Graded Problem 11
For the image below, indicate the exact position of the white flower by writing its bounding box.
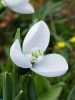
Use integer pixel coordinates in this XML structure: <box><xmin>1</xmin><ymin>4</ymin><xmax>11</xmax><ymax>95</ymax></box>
<box><xmin>1</xmin><ymin>0</ymin><xmax>34</xmax><ymax>14</ymax></box>
<box><xmin>10</xmin><ymin>21</ymin><xmax>68</xmax><ymax>77</ymax></box>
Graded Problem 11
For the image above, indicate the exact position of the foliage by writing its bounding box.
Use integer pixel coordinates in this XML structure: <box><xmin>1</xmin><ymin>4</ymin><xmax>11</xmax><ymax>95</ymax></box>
<box><xmin>0</xmin><ymin>0</ymin><xmax>75</xmax><ymax>100</ymax></box>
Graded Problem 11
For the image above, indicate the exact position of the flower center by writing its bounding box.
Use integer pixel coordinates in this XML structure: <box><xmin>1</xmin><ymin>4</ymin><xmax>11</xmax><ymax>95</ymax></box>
<box><xmin>26</xmin><ymin>48</ymin><xmax>44</xmax><ymax>64</ymax></box>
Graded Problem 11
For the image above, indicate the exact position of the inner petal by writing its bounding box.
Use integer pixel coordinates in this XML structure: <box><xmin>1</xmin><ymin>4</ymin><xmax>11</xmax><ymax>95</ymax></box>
<box><xmin>26</xmin><ymin>47</ymin><xmax>44</xmax><ymax>64</ymax></box>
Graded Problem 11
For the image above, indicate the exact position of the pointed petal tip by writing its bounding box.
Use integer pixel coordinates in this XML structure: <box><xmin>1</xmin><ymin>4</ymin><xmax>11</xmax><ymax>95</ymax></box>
<box><xmin>10</xmin><ymin>39</ymin><xmax>21</xmax><ymax>58</ymax></box>
<box><xmin>10</xmin><ymin>39</ymin><xmax>32</xmax><ymax>68</ymax></box>
<box><xmin>37</xmin><ymin>20</ymin><xmax>47</xmax><ymax>26</ymax></box>
<box><xmin>26</xmin><ymin>4</ymin><xmax>35</xmax><ymax>14</ymax></box>
<box><xmin>31</xmin><ymin>6</ymin><xmax>35</xmax><ymax>12</ymax></box>
<box><xmin>10</xmin><ymin>39</ymin><xmax>18</xmax><ymax>49</ymax></box>
<box><xmin>10</xmin><ymin>39</ymin><xmax>20</xmax><ymax>50</ymax></box>
<box><xmin>23</xmin><ymin>20</ymin><xmax>50</xmax><ymax>54</ymax></box>
<box><xmin>5</xmin><ymin>0</ymin><xmax>35</xmax><ymax>14</ymax></box>
<box><xmin>29</xmin><ymin>8</ymin><xmax>35</xmax><ymax>14</ymax></box>
<box><xmin>37</xmin><ymin>20</ymin><xmax>50</xmax><ymax>34</ymax></box>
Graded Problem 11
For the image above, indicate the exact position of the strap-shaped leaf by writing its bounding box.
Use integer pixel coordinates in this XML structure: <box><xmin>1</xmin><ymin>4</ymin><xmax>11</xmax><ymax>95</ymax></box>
<box><xmin>22</xmin><ymin>75</ymin><xmax>38</xmax><ymax>100</ymax></box>
<box><xmin>34</xmin><ymin>75</ymin><xmax>63</xmax><ymax>100</ymax></box>
<box><xmin>3</xmin><ymin>72</ymin><xmax>13</xmax><ymax>100</ymax></box>
<box><xmin>15</xmin><ymin>90</ymin><xmax>27</xmax><ymax>100</ymax></box>
<box><xmin>67</xmin><ymin>86</ymin><xmax>75</xmax><ymax>100</ymax></box>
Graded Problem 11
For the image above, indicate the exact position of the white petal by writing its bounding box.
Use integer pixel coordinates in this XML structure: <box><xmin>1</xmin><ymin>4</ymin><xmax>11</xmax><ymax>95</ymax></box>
<box><xmin>10</xmin><ymin>39</ymin><xmax>32</xmax><ymax>68</ymax></box>
<box><xmin>4</xmin><ymin>0</ymin><xmax>34</xmax><ymax>14</ymax></box>
<box><xmin>23</xmin><ymin>21</ymin><xmax>50</xmax><ymax>54</ymax></box>
<box><xmin>9</xmin><ymin>3</ymin><xmax>34</xmax><ymax>14</ymax></box>
<box><xmin>4</xmin><ymin>0</ymin><xmax>29</xmax><ymax>6</ymax></box>
<box><xmin>30</xmin><ymin>54</ymin><xmax>68</xmax><ymax>77</ymax></box>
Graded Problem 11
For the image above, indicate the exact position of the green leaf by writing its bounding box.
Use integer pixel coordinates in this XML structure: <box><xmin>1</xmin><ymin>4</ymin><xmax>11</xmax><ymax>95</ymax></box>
<box><xmin>40</xmin><ymin>85</ymin><xmax>63</xmax><ymax>100</ymax></box>
<box><xmin>22</xmin><ymin>75</ymin><xmax>38</xmax><ymax>100</ymax></box>
<box><xmin>67</xmin><ymin>86</ymin><xmax>75</xmax><ymax>100</ymax></box>
<box><xmin>0</xmin><ymin>99</ymin><xmax>3</xmax><ymax>100</ymax></box>
<box><xmin>34</xmin><ymin>75</ymin><xmax>63</xmax><ymax>100</ymax></box>
<box><xmin>15</xmin><ymin>90</ymin><xmax>26</xmax><ymax>100</ymax></box>
<box><xmin>3</xmin><ymin>72</ymin><xmax>13</xmax><ymax>100</ymax></box>
<box><xmin>0</xmin><ymin>74</ymin><xmax>3</xmax><ymax>98</ymax></box>
<box><xmin>34</xmin><ymin>75</ymin><xmax>51</xmax><ymax>96</ymax></box>
<box><xmin>15</xmin><ymin>28</ymin><xmax>20</xmax><ymax>42</ymax></box>
<box><xmin>27</xmin><ymin>75</ymin><xmax>38</xmax><ymax>100</ymax></box>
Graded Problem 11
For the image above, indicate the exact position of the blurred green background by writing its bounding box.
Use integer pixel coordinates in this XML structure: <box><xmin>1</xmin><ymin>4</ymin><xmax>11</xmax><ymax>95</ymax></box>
<box><xmin>0</xmin><ymin>0</ymin><xmax>75</xmax><ymax>100</ymax></box>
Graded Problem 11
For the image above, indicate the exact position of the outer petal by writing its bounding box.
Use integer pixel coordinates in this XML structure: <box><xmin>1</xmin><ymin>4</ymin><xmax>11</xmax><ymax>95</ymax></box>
<box><xmin>30</xmin><ymin>54</ymin><xmax>68</xmax><ymax>77</ymax></box>
<box><xmin>4</xmin><ymin>0</ymin><xmax>34</xmax><ymax>14</ymax></box>
<box><xmin>23</xmin><ymin>21</ymin><xmax>50</xmax><ymax>54</ymax></box>
<box><xmin>4</xmin><ymin>0</ymin><xmax>29</xmax><ymax>6</ymax></box>
<box><xmin>10</xmin><ymin>39</ymin><xmax>32</xmax><ymax>68</ymax></box>
<box><xmin>9</xmin><ymin>4</ymin><xmax>34</xmax><ymax>14</ymax></box>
